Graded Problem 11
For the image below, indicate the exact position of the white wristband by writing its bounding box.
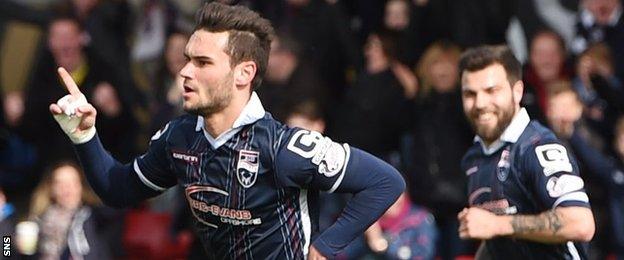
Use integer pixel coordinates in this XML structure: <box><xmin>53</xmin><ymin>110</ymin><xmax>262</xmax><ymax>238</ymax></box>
<box><xmin>53</xmin><ymin>94</ymin><xmax>97</xmax><ymax>144</ymax></box>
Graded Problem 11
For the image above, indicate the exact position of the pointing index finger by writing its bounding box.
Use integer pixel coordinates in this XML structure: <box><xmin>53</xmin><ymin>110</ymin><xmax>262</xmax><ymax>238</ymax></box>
<box><xmin>57</xmin><ymin>67</ymin><xmax>81</xmax><ymax>96</ymax></box>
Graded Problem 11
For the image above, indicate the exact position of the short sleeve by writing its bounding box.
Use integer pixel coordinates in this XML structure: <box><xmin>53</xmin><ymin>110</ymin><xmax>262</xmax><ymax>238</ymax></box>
<box><xmin>274</xmin><ymin>128</ymin><xmax>351</xmax><ymax>192</ymax></box>
<box><xmin>522</xmin><ymin>142</ymin><xmax>590</xmax><ymax>209</ymax></box>
<box><xmin>134</xmin><ymin>122</ymin><xmax>177</xmax><ymax>192</ymax></box>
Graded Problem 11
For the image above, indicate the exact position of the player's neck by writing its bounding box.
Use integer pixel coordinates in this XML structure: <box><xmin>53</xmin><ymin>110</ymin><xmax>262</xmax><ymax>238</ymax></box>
<box><xmin>203</xmin><ymin>93</ymin><xmax>250</xmax><ymax>138</ymax></box>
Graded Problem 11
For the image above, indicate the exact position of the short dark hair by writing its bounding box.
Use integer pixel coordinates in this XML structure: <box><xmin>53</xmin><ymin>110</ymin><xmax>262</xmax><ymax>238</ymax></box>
<box><xmin>459</xmin><ymin>45</ymin><xmax>522</xmax><ymax>86</ymax></box>
<box><xmin>195</xmin><ymin>2</ymin><xmax>275</xmax><ymax>89</ymax></box>
<box><xmin>370</xmin><ymin>29</ymin><xmax>399</xmax><ymax>61</ymax></box>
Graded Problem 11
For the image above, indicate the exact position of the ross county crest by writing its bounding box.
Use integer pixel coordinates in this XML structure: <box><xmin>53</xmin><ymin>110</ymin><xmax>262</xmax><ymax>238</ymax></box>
<box><xmin>497</xmin><ymin>149</ymin><xmax>511</xmax><ymax>182</ymax></box>
<box><xmin>237</xmin><ymin>150</ymin><xmax>259</xmax><ymax>188</ymax></box>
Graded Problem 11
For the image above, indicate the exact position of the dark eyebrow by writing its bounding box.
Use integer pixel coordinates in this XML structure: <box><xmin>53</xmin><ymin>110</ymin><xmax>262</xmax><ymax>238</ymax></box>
<box><xmin>461</xmin><ymin>87</ymin><xmax>476</xmax><ymax>95</ymax></box>
<box><xmin>183</xmin><ymin>53</ymin><xmax>213</xmax><ymax>61</ymax></box>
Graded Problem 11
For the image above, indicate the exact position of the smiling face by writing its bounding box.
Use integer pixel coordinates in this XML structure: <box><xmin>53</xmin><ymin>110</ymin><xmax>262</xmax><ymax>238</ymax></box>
<box><xmin>461</xmin><ymin>64</ymin><xmax>523</xmax><ymax>145</ymax></box>
<box><xmin>180</xmin><ymin>30</ymin><xmax>235</xmax><ymax>116</ymax></box>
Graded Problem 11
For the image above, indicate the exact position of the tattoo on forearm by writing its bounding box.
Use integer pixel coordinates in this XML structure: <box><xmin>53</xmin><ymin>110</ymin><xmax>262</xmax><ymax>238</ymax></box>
<box><xmin>511</xmin><ymin>210</ymin><xmax>563</xmax><ymax>235</ymax></box>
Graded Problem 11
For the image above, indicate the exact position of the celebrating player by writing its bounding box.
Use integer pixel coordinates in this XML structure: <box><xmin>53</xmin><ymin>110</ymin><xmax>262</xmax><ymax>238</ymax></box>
<box><xmin>457</xmin><ymin>45</ymin><xmax>595</xmax><ymax>259</ymax></box>
<box><xmin>49</xmin><ymin>3</ymin><xmax>404</xmax><ymax>259</ymax></box>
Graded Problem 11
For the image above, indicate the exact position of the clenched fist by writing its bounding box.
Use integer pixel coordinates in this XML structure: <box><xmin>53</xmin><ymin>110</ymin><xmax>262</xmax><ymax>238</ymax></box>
<box><xmin>458</xmin><ymin>207</ymin><xmax>513</xmax><ymax>240</ymax></box>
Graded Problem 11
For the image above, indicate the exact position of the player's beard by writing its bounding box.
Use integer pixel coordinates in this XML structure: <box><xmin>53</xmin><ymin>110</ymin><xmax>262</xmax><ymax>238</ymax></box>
<box><xmin>184</xmin><ymin>71</ymin><xmax>234</xmax><ymax>116</ymax></box>
<box><xmin>468</xmin><ymin>95</ymin><xmax>516</xmax><ymax>144</ymax></box>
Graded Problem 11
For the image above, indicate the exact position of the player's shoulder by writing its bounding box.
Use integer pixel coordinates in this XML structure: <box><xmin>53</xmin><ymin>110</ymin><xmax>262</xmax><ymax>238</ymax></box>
<box><xmin>243</xmin><ymin>112</ymin><xmax>292</xmax><ymax>142</ymax></box>
<box><xmin>149</xmin><ymin>114</ymin><xmax>201</xmax><ymax>142</ymax></box>
<box><xmin>250</xmin><ymin>112</ymin><xmax>285</xmax><ymax>131</ymax></box>
<box><xmin>516</xmin><ymin>121</ymin><xmax>576</xmax><ymax>173</ymax></box>
<box><xmin>252</xmin><ymin>112</ymin><xmax>312</xmax><ymax>143</ymax></box>
<box><xmin>460</xmin><ymin>141</ymin><xmax>482</xmax><ymax>168</ymax></box>
<box><xmin>515</xmin><ymin>120</ymin><xmax>561</xmax><ymax>153</ymax></box>
<box><xmin>273</xmin><ymin>124</ymin><xmax>350</xmax><ymax>180</ymax></box>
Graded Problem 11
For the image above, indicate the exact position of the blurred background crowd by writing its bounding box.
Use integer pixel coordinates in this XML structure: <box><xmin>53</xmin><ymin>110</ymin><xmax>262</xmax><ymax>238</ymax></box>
<box><xmin>0</xmin><ymin>0</ymin><xmax>623</xmax><ymax>259</ymax></box>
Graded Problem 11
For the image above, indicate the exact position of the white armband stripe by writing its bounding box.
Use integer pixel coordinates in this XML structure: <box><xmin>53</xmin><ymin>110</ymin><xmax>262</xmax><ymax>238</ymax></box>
<box><xmin>552</xmin><ymin>191</ymin><xmax>589</xmax><ymax>208</ymax></box>
<box><xmin>133</xmin><ymin>160</ymin><xmax>167</xmax><ymax>191</ymax></box>
<box><xmin>328</xmin><ymin>144</ymin><xmax>350</xmax><ymax>193</ymax></box>
<box><xmin>567</xmin><ymin>241</ymin><xmax>581</xmax><ymax>260</ymax></box>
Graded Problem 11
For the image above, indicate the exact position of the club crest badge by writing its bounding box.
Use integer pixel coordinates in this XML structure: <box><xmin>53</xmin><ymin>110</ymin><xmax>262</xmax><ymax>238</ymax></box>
<box><xmin>237</xmin><ymin>150</ymin><xmax>259</xmax><ymax>188</ymax></box>
<box><xmin>497</xmin><ymin>149</ymin><xmax>510</xmax><ymax>182</ymax></box>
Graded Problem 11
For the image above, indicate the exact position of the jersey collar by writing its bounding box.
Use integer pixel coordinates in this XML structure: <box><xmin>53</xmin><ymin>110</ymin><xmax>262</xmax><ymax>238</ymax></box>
<box><xmin>474</xmin><ymin>107</ymin><xmax>530</xmax><ymax>155</ymax></box>
<box><xmin>195</xmin><ymin>91</ymin><xmax>266</xmax><ymax>149</ymax></box>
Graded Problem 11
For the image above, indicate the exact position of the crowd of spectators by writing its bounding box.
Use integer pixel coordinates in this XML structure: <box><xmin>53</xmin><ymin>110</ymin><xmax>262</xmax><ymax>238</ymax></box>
<box><xmin>0</xmin><ymin>0</ymin><xmax>623</xmax><ymax>259</ymax></box>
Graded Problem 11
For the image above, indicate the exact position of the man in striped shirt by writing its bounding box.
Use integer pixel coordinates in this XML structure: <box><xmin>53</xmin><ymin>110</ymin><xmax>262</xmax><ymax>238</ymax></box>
<box><xmin>458</xmin><ymin>45</ymin><xmax>595</xmax><ymax>259</ymax></box>
<box><xmin>49</xmin><ymin>2</ymin><xmax>404</xmax><ymax>259</ymax></box>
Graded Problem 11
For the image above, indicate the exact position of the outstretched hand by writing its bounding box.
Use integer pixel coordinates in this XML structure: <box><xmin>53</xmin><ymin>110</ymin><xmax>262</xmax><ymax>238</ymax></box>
<box><xmin>49</xmin><ymin>67</ymin><xmax>98</xmax><ymax>144</ymax></box>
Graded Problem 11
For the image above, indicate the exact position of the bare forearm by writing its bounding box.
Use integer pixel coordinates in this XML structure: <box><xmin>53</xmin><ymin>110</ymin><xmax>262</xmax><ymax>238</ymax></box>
<box><xmin>507</xmin><ymin>210</ymin><xmax>566</xmax><ymax>243</ymax></box>
<box><xmin>499</xmin><ymin>207</ymin><xmax>594</xmax><ymax>243</ymax></box>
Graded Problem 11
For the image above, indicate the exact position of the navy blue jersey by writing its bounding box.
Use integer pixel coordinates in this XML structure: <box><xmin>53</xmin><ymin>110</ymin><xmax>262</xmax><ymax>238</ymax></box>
<box><xmin>461</xmin><ymin>109</ymin><xmax>590</xmax><ymax>260</ymax></box>
<box><xmin>116</xmin><ymin>93</ymin><xmax>404</xmax><ymax>259</ymax></box>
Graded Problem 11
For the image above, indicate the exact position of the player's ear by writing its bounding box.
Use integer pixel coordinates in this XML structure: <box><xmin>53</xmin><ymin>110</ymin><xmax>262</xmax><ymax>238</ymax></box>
<box><xmin>512</xmin><ymin>80</ymin><xmax>524</xmax><ymax>103</ymax></box>
<box><xmin>234</xmin><ymin>61</ymin><xmax>257</xmax><ymax>87</ymax></box>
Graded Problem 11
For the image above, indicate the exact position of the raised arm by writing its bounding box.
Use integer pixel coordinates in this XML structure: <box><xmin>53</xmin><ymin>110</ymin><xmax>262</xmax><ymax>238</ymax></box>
<box><xmin>49</xmin><ymin>67</ymin><xmax>164</xmax><ymax>207</ymax></box>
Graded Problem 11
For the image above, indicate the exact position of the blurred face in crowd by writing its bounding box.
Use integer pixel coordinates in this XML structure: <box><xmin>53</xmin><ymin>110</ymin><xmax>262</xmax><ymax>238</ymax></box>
<box><xmin>2</xmin><ymin>91</ymin><xmax>25</xmax><ymax>127</ymax></box>
<box><xmin>530</xmin><ymin>33</ymin><xmax>565</xmax><ymax>83</ymax></box>
<box><xmin>384</xmin><ymin>0</ymin><xmax>410</xmax><ymax>31</ymax></box>
<box><xmin>286</xmin><ymin>114</ymin><xmax>325</xmax><ymax>133</ymax></box>
<box><xmin>72</xmin><ymin>0</ymin><xmax>98</xmax><ymax>13</ymax></box>
<box><xmin>429</xmin><ymin>56</ymin><xmax>459</xmax><ymax>93</ymax></box>
<box><xmin>166</xmin><ymin>33</ymin><xmax>189</xmax><ymax>77</ymax></box>
<box><xmin>51</xmin><ymin>165</ymin><xmax>83</xmax><ymax>210</ymax></box>
<box><xmin>48</xmin><ymin>19</ymin><xmax>84</xmax><ymax>71</ymax></box>
<box><xmin>92</xmin><ymin>82</ymin><xmax>121</xmax><ymax>117</ymax></box>
<box><xmin>462</xmin><ymin>64</ymin><xmax>523</xmax><ymax>145</ymax></box>
<box><xmin>180</xmin><ymin>30</ymin><xmax>234</xmax><ymax>116</ymax></box>
<box><xmin>266</xmin><ymin>39</ymin><xmax>297</xmax><ymax>83</ymax></box>
<box><xmin>364</xmin><ymin>34</ymin><xmax>389</xmax><ymax>73</ymax></box>
<box><xmin>584</xmin><ymin>0</ymin><xmax>622</xmax><ymax>25</ymax></box>
<box><xmin>546</xmin><ymin>90</ymin><xmax>583</xmax><ymax>132</ymax></box>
